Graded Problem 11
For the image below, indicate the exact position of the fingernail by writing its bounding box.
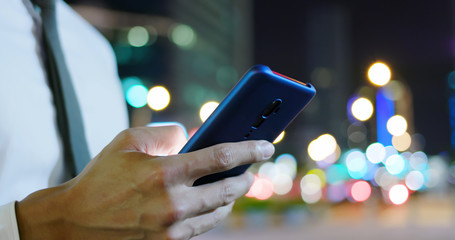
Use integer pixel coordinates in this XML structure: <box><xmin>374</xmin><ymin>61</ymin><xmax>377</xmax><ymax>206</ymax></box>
<box><xmin>260</xmin><ymin>141</ymin><xmax>275</xmax><ymax>160</ymax></box>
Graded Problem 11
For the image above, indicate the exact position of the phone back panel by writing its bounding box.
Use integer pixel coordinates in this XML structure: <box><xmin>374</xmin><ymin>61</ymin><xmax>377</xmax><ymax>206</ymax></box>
<box><xmin>179</xmin><ymin>65</ymin><xmax>316</xmax><ymax>185</ymax></box>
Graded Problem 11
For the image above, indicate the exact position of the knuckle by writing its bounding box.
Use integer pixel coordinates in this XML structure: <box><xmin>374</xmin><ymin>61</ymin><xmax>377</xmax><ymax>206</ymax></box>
<box><xmin>161</xmin><ymin>158</ymin><xmax>188</xmax><ymax>184</ymax></box>
<box><xmin>116</xmin><ymin>128</ymin><xmax>142</xmax><ymax>146</ymax></box>
<box><xmin>249</xmin><ymin>141</ymin><xmax>262</xmax><ymax>161</ymax></box>
<box><xmin>213</xmin><ymin>146</ymin><xmax>235</xmax><ymax>169</ymax></box>
<box><xmin>118</xmin><ymin>128</ymin><xmax>138</xmax><ymax>140</ymax></box>
<box><xmin>219</xmin><ymin>181</ymin><xmax>236</xmax><ymax>204</ymax></box>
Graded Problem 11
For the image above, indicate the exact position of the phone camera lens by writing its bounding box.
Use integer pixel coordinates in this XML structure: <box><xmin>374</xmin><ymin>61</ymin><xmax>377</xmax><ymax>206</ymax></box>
<box><xmin>262</xmin><ymin>99</ymin><xmax>282</xmax><ymax>117</ymax></box>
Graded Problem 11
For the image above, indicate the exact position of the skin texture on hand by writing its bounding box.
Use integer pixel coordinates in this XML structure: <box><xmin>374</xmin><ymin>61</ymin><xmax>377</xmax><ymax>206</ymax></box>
<box><xmin>15</xmin><ymin>126</ymin><xmax>275</xmax><ymax>240</ymax></box>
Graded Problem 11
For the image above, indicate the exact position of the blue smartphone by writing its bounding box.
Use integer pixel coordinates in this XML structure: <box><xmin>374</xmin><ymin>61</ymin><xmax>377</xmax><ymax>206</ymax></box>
<box><xmin>179</xmin><ymin>65</ymin><xmax>316</xmax><ymax>186</ymax></box>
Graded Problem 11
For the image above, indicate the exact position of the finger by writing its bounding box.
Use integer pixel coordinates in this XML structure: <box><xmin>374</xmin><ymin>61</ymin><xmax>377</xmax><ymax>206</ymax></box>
<box><xmin>116</xmin><ymin>125</ymin><xmax>188</xmax><ymax>155</ymax></box>
<box><xmin>174</xmin><ymin>172</ymin><xmax>253</xmax><ymax>221</ymax></box>
<box><xmin>167</xmin><ymin>202</ymin><xmax>234</xmax><ymax>240</ymax></box>
<box><xmin>167</xmin><ymin>140</ymin><xmax>274</xmax><ymax>181</ymax></box>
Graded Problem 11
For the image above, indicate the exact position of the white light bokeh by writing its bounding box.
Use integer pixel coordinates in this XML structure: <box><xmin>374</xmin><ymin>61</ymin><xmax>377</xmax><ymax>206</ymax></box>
<box><xmin>388</xmin><ymin>184</ymin><xmax>409</xmax><ymax>205</ymax></box>
<box><xmin>351</xmin><ymin>98</ymin><xmax>374</xmax><ymax>121</ymax></box>
<box><xmin>300</xmin><ymin>174</ymin><xmax>322</xmax><ymax>204</ymax></box>
<box><xmin>383</xmin><ymin>145</ymin><xmax>399</xmax><ymax>164</ymax></box>
<box><xmin>368</xmin><ymin>62</ymin><xmax>391</xmax><ymax>86</ymax></box>
<box><xmin>385</xmin><ymin>154</ymin><xmax>406</xmax><ymax>175</ymax></box>
<box><xmin>258</xmin><ymin>162</ymin><xmax>276</xmax><ymax>179</ymax></box>
<box><xmin>374</xmin><ymin>167</ymin><xmax>400</xmax><ymax>190</ymax></box>
<box><xmin>275</xmin><ymin>154</ymin><xmax>298</xmax><ymax>179</ymax></box>
<box><xmin>345</xmin><ymin>150</ymin><xmax>367</xmax><ymax>173</ymax></box>
<box><xmin>366</xmin><ymin>142</ymin><xmax>386</xmax><ymax>164</ymax></box>
<box><xmin>409</xmin><ymin>151</ymin><xmax>428</xmax><ymax>171</ymax></box>
<box><xmin>271</xmin><ymin>174</ymin><xmax>293</xmax><ymax>195</ymax></box>
<box><xmin>405</xmin><ymin>171</ymin><xmax>425</xmax><ymax>191</ymax></box>
<box><xmin>387</xmin><ymin>115</ymin><xmax>408</xmax><ymax>136</ymax></box>
<box><xmin>147</xmin><ymin>86</ymin><xmax>171</xmax><ymax>111</ymax></box>
<box><xmin>308</xmin><ymin>134</ymin><xmax>338</xmax><ymax>161</ymax></box>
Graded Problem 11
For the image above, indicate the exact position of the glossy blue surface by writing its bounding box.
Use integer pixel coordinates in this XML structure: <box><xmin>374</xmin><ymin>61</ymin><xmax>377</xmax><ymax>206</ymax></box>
<box><xmin>180</xmin><ymin>65</ymin><xmax>316</xmax><ymax>185</ymax></box>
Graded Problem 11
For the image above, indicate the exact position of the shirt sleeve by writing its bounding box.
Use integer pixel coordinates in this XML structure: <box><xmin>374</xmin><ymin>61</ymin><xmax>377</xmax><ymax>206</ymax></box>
<box><xmin>0</xmin><ymin>202</ymin><xmax>20</xmax><ymax>240</ymax></box>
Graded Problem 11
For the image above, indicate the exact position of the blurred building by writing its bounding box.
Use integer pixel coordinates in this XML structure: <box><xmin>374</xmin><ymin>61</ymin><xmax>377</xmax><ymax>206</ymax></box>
<box><xmin>168</xmin><ymin>0</ymin><xmax>254</xmax><ymax>129</ymax></box>
<box><xmin>68</xmin><ymin>0</ymin><xmax>253</xmax><ymax>128</ymax></box>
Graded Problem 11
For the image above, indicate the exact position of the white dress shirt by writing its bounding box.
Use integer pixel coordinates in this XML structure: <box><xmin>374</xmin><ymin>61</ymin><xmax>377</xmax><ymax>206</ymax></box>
<box><xmin>0</xmin><ymin>0</ymin><xmax>129</xmax><ymax>238</ymax></box>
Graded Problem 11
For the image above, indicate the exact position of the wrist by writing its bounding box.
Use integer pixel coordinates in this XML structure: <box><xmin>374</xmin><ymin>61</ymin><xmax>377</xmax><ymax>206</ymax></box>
<box><xmin>15</xmin><ymin>184</ymin><xmax>71</xmax><ymax>240</ymax></box>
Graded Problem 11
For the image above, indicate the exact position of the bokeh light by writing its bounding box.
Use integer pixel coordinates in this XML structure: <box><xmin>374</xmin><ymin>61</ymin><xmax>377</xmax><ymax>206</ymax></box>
<box><xmin>326</xmin><ymin>183</ymin><xmax>347</xmax><ymax>202</ymax></box>
<box><xmin>256</xmin><ymin>153</ymin><xmax>297</xmax><ymax>196</ymax></box>
<box><xmin>273</xmin><ymin>131</ymin><xmax>285</xmax><ymax>144</ymax></box>
<box><xmin>362</xmin><ymin>162</ymin><xmax>379</xmax><ymax>181</ymax></box>
<box><xmin>366</xmin><ymin>142</ymin><xmax>386</xmax><ymax>164</ymax></box>
<box><xmin>147</xmin><ymin>86</ymin><xmax>171</xmax><ymax>111</ymax></box>
<box><xmin>275</xmin><ymin>154</ymin><xmax>297</xmax><ymax>179</ymax></box>
<box><xmin>388</xmin><ymin>184</ymin><xmax>409</xmax><ymax>205</ymax></box>
<box><xmin>121</xmin><ymin>76</ymin><xmax>142</xmax><ymax>95</ymax></box>
<box><xmin>368</xmin><ymin>62</ymin><xmax>391</xmax><ymax>86</ymax></box>
<box><xmin>300</xmin><ymin>174</ymin><xmax>323</xmax><ymax>204</ymax></box>
<box><xmin>316</xmin><ymin>144</ymin><xmax>341</xmax><ymax>167</ymax></box>
<box><xmin>392</xmin><ymin>132</ymin><xmax>412</xmax><ymax>151</ymax></box>
<box><xmin>127</xmin><ymin>26</ymin><xmax>149</xmax><ymax>47</ymax></box>
<box><xmin>326</xmin><ymin>164</ymin><xmax>349</xmax><ymax>184</ymax></box>
<box><xmin>258</xmin><ymin>162</ymin><xmax>276</xmax><ymax>179</ymax></box>
<box><xmin>383</xmin><ymin>80</ymin><xmax>405</xmax><ymax>101</ymax></box>
<box><xmin>385</xmin><ymin>154</ymin><xmax>406</xmax><ymax>175</ymax></box>
<box><xmin>199</xmin><ymin>101</ymin><xmax>219</xmax><ymax>122</ymax></box>
<box><xmin>409</xmin><ymin>151</ymin><xmax>429</xmax><ymax>171</ymax></box>
<box><xmin>350</xmin><ymin>181</ymin><xmax>372</xmax><ymax>202</ymax></box>
<box><xmin>271</xmin><ymin>174</ymin><xmax>293</xmax><ymax>195</ymax></box>
<box><xmin>405</xmin><ymin>170</ymin><xmax>425</xmax><ymax>191</ymax></box>
<box><xmin>351</xmin><ymin>98</ymin><xmax>374</xmax><ymax>121</ymax></box>
<box><xmin>308</xmin><ymin>169</ymin><xmax>326</xmax><ymax>188</ymax></box>
<box><xmin>387</xmin><ymin>115</ymin><xmax>408</xmax><ymax>136</ymax></box>
<box><xmin>246</xmin><ymin>175</ymin><xmax>274</xmax><ymax>200</ymax></box>
<box><xmin>170</xmin><ymin>24</ymin><xmax>197</xmax><ymax>49</ymax></box>
<box><xmin>374</xmin><ymin>167</ymin><xmax>400</xmax><ymax>190</ymax></box>
<box><xmin>308</xmin><ymin>134</ymin><xmax>338</xmax><ymax>161</ymax></box>
<box><xmin>424</xmin><ymin>156</ymin><xmax>448</xmax><ymax>189</ymax></box>
<box><xmin>383</xmin><ymin>145</ymin><xmax>399</xmax><ymax>163</ymax></box>
<box><xmin>126</xmin><ymin>84</ymin><xmax>148</xmax><ymax>108</ymax></box>
<box><xmin>345</xmin><ymin>150</ymin><xmax>368</xmax><ymax>179</ymax></box>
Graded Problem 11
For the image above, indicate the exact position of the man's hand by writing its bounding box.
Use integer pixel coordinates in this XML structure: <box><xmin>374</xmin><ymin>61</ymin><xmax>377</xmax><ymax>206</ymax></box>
<box><xmin>16</xmin><ymin>126</ymin><xmax>275</xmax><ymax>240</ymax></box>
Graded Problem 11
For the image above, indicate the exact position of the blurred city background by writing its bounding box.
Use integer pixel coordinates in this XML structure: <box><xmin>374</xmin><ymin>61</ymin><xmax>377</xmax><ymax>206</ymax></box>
<box><xmin>66</xmin><ymin>0</ymin><xmax>455</xmax><ymax>239</ymax></box>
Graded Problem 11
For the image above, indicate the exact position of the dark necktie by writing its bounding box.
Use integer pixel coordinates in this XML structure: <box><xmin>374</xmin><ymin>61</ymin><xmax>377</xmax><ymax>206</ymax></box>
<box><xmin>34</xmin><ymin>0</ymin><xmax>91</xmax><ymax>176</ymax></box>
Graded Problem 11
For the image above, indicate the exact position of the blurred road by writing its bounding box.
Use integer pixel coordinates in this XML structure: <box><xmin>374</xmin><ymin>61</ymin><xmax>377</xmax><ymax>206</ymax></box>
<box><xmin>195</xmin><ymin>193</ymin><xmax>455</xmax><ymax>240</ymax></box>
